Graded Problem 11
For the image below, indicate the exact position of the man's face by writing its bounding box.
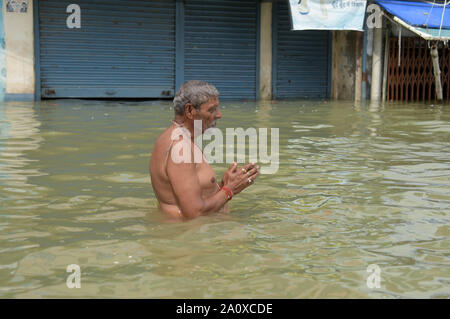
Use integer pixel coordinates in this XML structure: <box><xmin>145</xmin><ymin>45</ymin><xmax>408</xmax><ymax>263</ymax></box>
<box><xmin>194</xmin><ymin>97</ymin><xmax>222</xmax><ymax>133</ymax></box>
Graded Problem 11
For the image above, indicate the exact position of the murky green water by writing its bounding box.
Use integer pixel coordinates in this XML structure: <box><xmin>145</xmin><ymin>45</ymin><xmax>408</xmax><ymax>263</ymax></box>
<box><xmin>0</xmin><ymin>99</ymin><xmax>449</xmax><ymax>298</ymax></box>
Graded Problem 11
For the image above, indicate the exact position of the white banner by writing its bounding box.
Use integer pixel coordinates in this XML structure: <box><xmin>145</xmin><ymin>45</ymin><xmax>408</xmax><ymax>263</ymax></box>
<box><xmin>289</xmin><ymin>0</ymin><xmax>367</xmax><ymax>31</ymax></box>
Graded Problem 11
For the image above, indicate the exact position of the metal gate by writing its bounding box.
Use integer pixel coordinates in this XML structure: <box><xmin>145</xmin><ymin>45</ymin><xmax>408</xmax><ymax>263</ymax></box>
<box><xmin>38</xmin><ymin>0</ymin><xmax>176</xmax><ymax>98</ymax></box>
<box><xmin>387</xmin><ymin>37</ymin><xmax>449</xmax><ymax>102</ymax></box>
<box><xmin>273</xmin><ymin>0</ymin><xmax>330</xmax><ymax>99</ymax></box>
<box><xmin>183</xmin><ymin>0</ymin><xmax>259</xmax><ymax>100</ymax></box>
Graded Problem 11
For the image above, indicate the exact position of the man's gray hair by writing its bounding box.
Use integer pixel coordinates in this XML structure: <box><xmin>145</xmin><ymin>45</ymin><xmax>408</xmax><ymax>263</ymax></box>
<box><xmin>173</xmin><ymin>80</ymin><xmax>219</xmax><ymax>116</ymax></box>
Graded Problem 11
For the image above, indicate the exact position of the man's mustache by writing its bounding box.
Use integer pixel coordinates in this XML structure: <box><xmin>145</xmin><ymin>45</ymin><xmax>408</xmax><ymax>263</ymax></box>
<box><xmin>193</xmin><ymin>120</ymin><xmax>218</xmax><ymax>132</ymax></box>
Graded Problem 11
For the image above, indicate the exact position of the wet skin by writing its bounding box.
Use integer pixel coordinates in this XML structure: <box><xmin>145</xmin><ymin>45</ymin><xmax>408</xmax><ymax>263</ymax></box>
<box><xmin>149</xmin><ymin>98</ymin><xmax>260</xmax><ymax>220</ymax></box>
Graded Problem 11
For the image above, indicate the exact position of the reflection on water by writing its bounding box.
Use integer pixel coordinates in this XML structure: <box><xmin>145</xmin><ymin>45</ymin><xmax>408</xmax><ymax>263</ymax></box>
<box><xmin>0</xmin><ymin>99</ymin><xmax>449</xmax><ymax>298</ymax></box>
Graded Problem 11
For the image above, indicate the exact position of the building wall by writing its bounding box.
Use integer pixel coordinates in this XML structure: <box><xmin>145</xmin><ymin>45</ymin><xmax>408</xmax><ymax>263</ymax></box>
<box><xmin>0</xmin><ymin>1</ymin><xmax>6</xmax><ymax>101</ymax></box>
<box><xmin>259</xmin><ymin>0</ymin><xmax>272</xmax><ymax>100</ymax></box>
<box><xmin>331</xmin><ymin>30</ymin><xmax>357</xmax><ymax>100</ymax></box>
<box><xmin>4</xmin><ymin>0</ymin><xmax>35</xmax><ymax>101</ymax></box>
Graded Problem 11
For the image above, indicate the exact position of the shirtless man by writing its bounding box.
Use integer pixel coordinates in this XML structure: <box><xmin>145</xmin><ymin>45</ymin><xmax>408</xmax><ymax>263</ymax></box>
<box><xmin>149</xmin><ymin>80</ymin><xmax>260</xmax><ymax>219</ymax></box>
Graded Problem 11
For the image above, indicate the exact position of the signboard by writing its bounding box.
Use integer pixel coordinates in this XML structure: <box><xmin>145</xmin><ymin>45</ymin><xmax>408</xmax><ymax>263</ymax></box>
<box><xmin>288</xmin><ymin>0</ymin><xmax>367</xmax><ymax>31</ymax></box>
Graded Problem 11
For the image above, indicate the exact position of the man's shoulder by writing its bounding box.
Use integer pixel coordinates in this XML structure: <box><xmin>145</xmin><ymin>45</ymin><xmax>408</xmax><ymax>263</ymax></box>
<box><xmin>154</xmin><ymin>127</ymin><xmax>173</xmax><ymax>148</ymax></box>
<box><xmin>154</xmin><ymin>127</ymin><xmax>190</xmax><ymax>157</ymax></box>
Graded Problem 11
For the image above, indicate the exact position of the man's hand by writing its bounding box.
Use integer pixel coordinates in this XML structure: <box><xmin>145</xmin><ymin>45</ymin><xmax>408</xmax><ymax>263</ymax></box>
<box><xmin>221</xmin><ymin>162</ymin><xmax>260</xmax><ymax>196</ymax></box>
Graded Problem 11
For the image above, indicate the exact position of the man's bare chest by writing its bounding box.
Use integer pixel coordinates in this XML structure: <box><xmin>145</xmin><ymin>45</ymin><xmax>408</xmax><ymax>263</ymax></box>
<box><xmin>195</xmin><ymin>160</ymin><xmax>219</xmax><ymax>197</ymax></box>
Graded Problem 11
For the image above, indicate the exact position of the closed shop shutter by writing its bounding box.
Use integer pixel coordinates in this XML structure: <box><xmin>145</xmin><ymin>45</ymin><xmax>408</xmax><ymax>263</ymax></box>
<box><xmin>38</xmin><ymin>0</ymin><xmax>176</xmax><ymax>98</ymax></box>
<box><xmin>184</xmin><ymin>0</ymin><xmax>258</xmax><ymax>100</ymax></box>
<box><xmin>274</xmin><ymin>0</ymin><xmax>330</xmax><ymax>99</ymax></box>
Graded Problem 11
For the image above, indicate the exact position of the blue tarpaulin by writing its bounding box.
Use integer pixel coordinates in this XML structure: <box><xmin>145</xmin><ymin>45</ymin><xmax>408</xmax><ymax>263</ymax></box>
<box><xmin>375</xmin><ymin>0</ymin><xmax>450</xmax><ymax>29</ymax></box>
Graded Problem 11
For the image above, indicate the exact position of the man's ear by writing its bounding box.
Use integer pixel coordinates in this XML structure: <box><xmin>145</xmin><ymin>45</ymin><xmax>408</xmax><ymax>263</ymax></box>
<box><xmin>185</xmin><ymin>103</ymin><xmax>195</xmax><ymax>120</ymax></box>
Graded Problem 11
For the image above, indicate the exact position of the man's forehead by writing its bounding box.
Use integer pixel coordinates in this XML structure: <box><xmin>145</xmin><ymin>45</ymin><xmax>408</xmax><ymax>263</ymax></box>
<box><xmin>201</xmin><ymin>98</ymin><xmax>219</xmax><ymax>108</ymax></box>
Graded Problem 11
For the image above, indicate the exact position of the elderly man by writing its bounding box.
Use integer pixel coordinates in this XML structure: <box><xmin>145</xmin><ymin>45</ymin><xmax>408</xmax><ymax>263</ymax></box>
<box><xmin>149</xmin><ymin>80</ymin><xmax>260</xmax><ymax>219</ymax></box>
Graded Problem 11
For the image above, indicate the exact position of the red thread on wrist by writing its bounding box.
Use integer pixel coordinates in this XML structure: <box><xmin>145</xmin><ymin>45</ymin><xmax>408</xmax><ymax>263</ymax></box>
<box><xmin>221</xmin><ymin>186</ymin><xmax>233</xmax><ymax>200</ymax></box>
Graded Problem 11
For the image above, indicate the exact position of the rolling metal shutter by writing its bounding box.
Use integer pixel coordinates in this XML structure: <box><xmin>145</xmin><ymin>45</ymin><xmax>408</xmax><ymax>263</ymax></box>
<box><xmin>274</xmin><ymin>1</ymin><xmax>330</xmax><ymax>99</ymax></box>
<box><xmin>38</xmin><ymin>0</ymin><xmax>176</xmax><ymax>98</ymax></box>
<box><xmin>184</xmin><ymin>0</ymin><xmax>258</xmax><ymax>100</ymax></box>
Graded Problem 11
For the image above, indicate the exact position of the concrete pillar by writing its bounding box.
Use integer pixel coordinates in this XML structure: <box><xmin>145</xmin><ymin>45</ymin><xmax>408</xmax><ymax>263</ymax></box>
<box><xmin>259</xmin><ymin>0</ymin><xmax>272</xmax><ymax>100</ymax></box>
<box><xmin>4</xmin><ymin>0</ymin><xmax>35</xmax><ymax>101</ymax></box>
<box><xmin>382</xmin><ymin>23</ymin><xmax>390</xmax><ymax>102</ymax></box>
<box><xmin>370</xmin><ymin>25</ymin><xmax>382</xmax><ymax>102</ymax></box>
<box><xmin>431</xmin><ymin>44</ymin><xmax>443</xmax><ymax>101</ymax></box>
<box><xmin>354</xmin><ymin>32</ymin><xmax>363</xmax><ymax>103</ymax></box>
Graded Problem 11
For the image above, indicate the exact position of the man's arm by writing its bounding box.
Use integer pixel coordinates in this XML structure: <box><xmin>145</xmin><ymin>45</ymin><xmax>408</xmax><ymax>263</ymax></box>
<box><xmin>166</xmin><ymin>139</ymin><xmax>259</xmax><ymax>219</ymax></box>
<box><xmin>166</xmin><ymin>139</ymin><xmax>229</xmax><ymax>219</ymax></box>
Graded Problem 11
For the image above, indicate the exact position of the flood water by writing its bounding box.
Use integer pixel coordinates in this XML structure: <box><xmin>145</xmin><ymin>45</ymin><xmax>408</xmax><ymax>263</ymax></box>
<box><xmin>0</xmin><ymin>99</ymin><xmax>449</xmax><ymax>298</ymax></box>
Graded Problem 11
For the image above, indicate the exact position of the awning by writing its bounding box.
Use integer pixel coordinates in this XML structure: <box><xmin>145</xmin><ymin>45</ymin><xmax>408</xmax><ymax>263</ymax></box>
<box><xmin>375</xmin><ymin>0</ymin><xmax>450</xmax><ymax>41</ymax></box>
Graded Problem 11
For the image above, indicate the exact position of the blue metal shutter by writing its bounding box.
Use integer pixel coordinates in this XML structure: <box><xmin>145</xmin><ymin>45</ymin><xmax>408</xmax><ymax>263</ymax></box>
<box><xmin>274</xmin><ymin>1</ymin><xmax>330</xmax><ymax>99</ymax></box>
<box><xmin>184</xmin><ymin>0</ymin><xmax>258</xmax><ymax>100</ymax></box>
<box><xmin>38</xmin><ymin>0</ymin><xmax>176</xmax><ymax>98</ymax></box>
